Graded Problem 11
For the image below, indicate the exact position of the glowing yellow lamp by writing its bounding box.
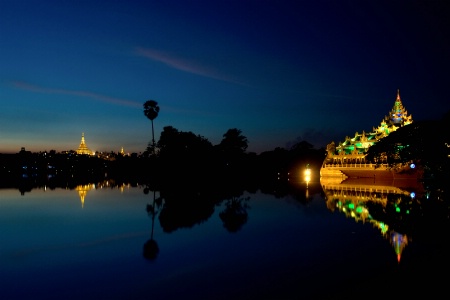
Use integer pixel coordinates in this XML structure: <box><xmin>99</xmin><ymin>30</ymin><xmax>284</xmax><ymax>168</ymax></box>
<box><xmin>304</xmin><ymin>167</ymin><xmax>311</xmax><ymax>187</ymax></box>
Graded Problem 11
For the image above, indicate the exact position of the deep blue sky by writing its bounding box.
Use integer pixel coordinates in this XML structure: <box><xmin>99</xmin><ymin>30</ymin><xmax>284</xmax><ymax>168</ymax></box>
<box><xmin>1</xmin><ymin>0</ymin><xmax>449</xmax><ymax>154</ymax></box>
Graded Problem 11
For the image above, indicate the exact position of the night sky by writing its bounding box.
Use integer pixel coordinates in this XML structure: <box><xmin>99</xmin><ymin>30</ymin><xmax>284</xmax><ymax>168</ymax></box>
<box><xmin>1</xmin><ymin>0</ymin><xmax>449</xmax><ymax>154</ymax></box>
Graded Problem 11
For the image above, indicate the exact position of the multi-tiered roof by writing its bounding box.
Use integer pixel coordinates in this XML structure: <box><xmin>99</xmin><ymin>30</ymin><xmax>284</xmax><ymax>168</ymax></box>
<box><xmin>373</xmin><ymin>89</ymin><xmax>413</xmax><ymax>137</ymax></box>
<box><xmin>325</xmin><ymin>90</ymin><xmax>413</xmax><ymax>163</ymax></box>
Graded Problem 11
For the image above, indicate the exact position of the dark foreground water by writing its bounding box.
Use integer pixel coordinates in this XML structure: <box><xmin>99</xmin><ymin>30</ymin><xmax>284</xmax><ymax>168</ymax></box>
<box><xmin>1</xmin><ymin>177</ymin><xmax>449</xmax><ymax>299</ymax></box>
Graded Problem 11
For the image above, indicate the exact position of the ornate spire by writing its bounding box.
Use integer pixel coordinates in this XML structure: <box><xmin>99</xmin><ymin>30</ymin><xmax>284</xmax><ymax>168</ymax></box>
<box><xmin>76</xmin><ymin>132</ymin><xmax>92</xmax><ymax>155</ymax></box>
<box><xmin>384</xmin><ymin>89</ymin><xmax>413</xmax><ymax>126</ymax></box>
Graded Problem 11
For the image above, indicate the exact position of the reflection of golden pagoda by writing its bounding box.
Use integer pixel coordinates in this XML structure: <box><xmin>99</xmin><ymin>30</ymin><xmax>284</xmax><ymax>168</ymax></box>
<box><xmin>75</xmin><ymin>184</ymin><xmax>95</xmax><ymax>208</ymax></box>
<box><xmin>76</xmin><ymin>133</ymin><xmax>92</xmax><ymax>155</ymax></box>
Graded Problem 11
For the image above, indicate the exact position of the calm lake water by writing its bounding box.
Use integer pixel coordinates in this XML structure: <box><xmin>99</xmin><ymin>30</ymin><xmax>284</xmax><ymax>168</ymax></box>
<box><xmin>1</xmin><ymin>175</ymin><xmax>449</xmax><ymax>299</ymax></box>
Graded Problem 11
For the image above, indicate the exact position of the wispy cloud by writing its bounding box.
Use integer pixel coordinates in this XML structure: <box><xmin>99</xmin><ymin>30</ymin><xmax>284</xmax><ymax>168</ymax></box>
<box><xmin>10</xmin><ymin>81</ymin><xmax>141</xmax><ymax>108</ymax></box>
<box><xmin>135</xmin><ymin>47</ymin><xmax>246</xmax><ymax>85</ymax></box>
<box><xmin>9</xmin><ymin>80</ymin><xmax>222</xmax><ymax>118</ymax></box>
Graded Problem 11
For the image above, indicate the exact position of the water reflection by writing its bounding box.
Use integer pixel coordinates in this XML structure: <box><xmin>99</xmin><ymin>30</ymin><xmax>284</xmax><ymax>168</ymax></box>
<box><xmin>75</xmin><ymin>184</ymin><xmax>95</xmax><ymax>208</ymax></box>
<box><xmin>143</xmin><ymin>187</ymin><xmax>162</xmax><ymax>260</ymax></box>
<box><xmin>320</xmin><ymin>175</ymin><xmax>447</xmax><ymax>263</ymax></box>
<box><xmin>219</xmin><ymin>195</ymin><xmax>250</xmax><ymax>232</ymax></box>
<box><xmin>1</xmin><ymin>173</ymin><xmax>449</xmax><ymax>298</ymax></box>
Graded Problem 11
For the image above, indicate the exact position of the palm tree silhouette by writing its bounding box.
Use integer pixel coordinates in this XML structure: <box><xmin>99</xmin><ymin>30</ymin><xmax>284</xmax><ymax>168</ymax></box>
<box><xmin>143</xmin><ymin>100</ymin><xmax>160</xmax><ymax>155</ymax></box>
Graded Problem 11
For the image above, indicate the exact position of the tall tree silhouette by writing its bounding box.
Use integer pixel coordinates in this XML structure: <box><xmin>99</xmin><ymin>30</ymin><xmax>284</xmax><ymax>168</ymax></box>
<box><xmin>143</xmin><ymin>100</ymin><xmax>160</xmax><ymax>155</ymax></box>
<box><xmin>216</xmin><ymin>128</ymin><xmax>248</xmax><ymax>173</ymax></box>
<box><xmin>218</xmin><ymin>128</ymin><xmax>248</xmax><ymax>154</ymax></box>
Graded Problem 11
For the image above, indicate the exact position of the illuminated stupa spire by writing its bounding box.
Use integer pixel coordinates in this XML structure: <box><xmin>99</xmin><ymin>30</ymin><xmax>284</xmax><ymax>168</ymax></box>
<box><xmin>384</xmin><ymin>89</ymin><xmax>413</xmax><ymax>126</ymax></box>
<box><xmin>76</xmin><ymin>132</ymin><xmax>92</xmax><ymax>155</ymax></box>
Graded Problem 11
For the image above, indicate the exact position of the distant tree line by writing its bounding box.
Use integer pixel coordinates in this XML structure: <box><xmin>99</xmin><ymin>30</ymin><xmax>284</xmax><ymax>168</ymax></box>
<box><xmin>3</xmin><ymin>99</ymin><xmax>447</xmax><ymax>189</ymax></box>
<box><xmin>0</xmin><ymin>128</ymin><xmax>325</xmax><ymax>187</ymax></box>
<box><xmin>0</xmin><ymin>99</ymin><xmax>326</xmax><ymax>185</ymax></box>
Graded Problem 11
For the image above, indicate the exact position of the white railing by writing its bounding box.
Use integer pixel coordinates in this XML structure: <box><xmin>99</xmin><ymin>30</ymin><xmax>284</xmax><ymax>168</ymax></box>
<box><xmin>322</xmin><ymin>163</ymin><xmax>389</xmax><ymax>169</ymax></box>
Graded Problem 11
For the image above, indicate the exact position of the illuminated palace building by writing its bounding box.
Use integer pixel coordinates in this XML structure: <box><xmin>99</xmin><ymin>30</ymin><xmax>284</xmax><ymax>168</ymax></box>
<box><xmin>321</xmin><ymin>90</ymin><xmax>415</xmax><ymax>178</ymax></box>
<box><xmin>320</xmin><ymin>90</ymin><xmax>422</xmax><ymax>263</ymax></box>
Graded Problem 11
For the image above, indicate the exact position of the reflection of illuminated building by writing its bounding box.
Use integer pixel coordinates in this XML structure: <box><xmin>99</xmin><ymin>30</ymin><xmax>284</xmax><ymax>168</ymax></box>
<box><xmin>391</xmin><ymin>232</ymin><xmax>408</xmax><ymax>263</ymax></box>
<box><xmin>75</xmin><ymin>184</ymin><xmax>95</xmax><ymax>208</ymax></box>
<box><xmin>320</xmin><ymin>176</ymin><xmax>420</xmax><ymax>262</ymax></box>
<box><xmin>321</xmin><ymin>177</ymin><xmax>414</xmax><ymax>212</ymax></box>
<box><xmin>76</xmin><ymin>133</ymin><xmax>93</xmax><ymax>155</ymax></box>
<box><xmin>74</xmin><ymin>181</ymin><xmax>132</xmax><ymax>208</ymax></box>
<box><xmin>96</xmin><ymin>180</ymin><xmax>130</xmax><ymax>193</ymax></box>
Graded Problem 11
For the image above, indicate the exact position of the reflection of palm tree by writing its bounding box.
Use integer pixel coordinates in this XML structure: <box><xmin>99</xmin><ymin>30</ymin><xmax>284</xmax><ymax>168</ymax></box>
<box><xmin>143</xmin><ymin>239</ymin><xmax>159</xmax><ymax>260</ymax></box>
<box><xmin>219</xmin><ymin>196</ymin><xmax>250</xmax><ymax>233</ymax></box>
<box><xmin>143</xmin><ymin>100</ymin><xmax>160</xmax><ymax>155</ymax></box>
<box><xmin>143</xmin><ymin>187</ymin><xmax>163</xmax><ymax>260</ymax></box>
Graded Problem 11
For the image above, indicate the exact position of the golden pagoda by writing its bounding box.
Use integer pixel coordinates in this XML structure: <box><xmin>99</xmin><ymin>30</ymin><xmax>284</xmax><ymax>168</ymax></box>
<box><xmin>76</xmin><ymin>133</ymin><xmax>92</xmax><ymax>155</ymax></box>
